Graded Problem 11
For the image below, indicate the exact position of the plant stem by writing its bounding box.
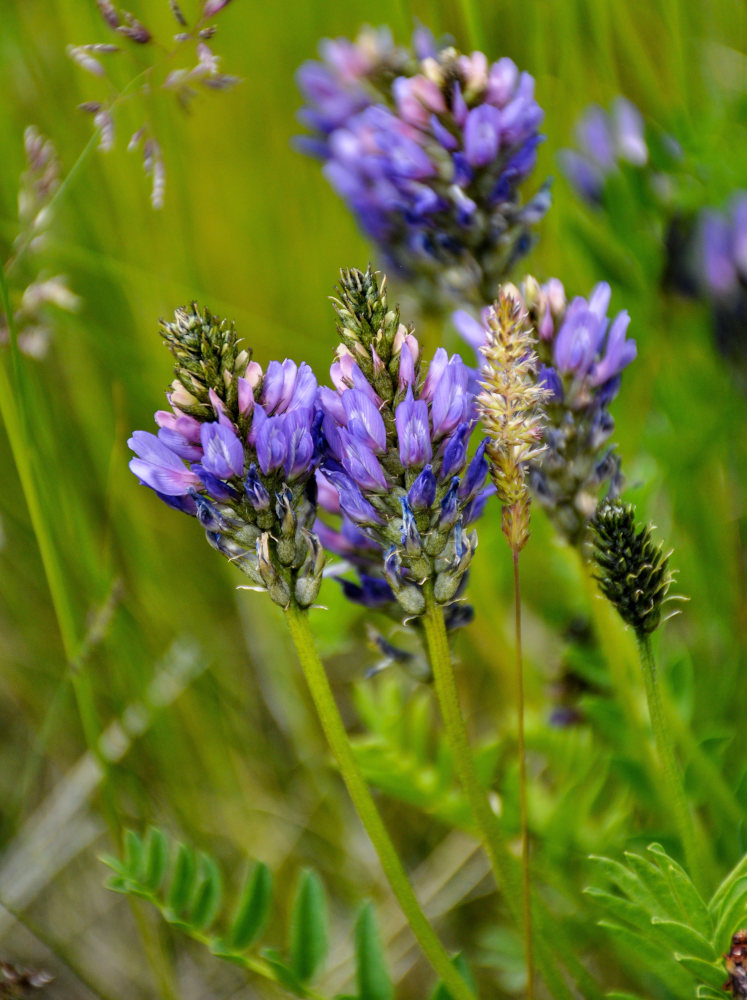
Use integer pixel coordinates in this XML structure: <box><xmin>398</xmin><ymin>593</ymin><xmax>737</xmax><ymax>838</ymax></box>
<box><xmin>512</xmin><ymin>549</ymin><xmax>534</xmax><ymax>1000</ymax></box>
<box><xmin>637</xmin><ymin>636</ymin><xmax>705</xmax><ymax>890</ymax></box>
<box><xmin>420</xmin><ymin>583</ymin><xmax>580</xmax><ymax>1000</ymax></box>
<box><xmin>283</xmin><ymin>602</ymin><xmax>475</xmax><ymax>1000</ymax></box>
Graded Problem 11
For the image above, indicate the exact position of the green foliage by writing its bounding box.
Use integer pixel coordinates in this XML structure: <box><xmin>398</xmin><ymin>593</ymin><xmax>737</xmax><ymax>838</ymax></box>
<box><xmin>102</xmin><ymin>827</ymin><xmax>391</xmax><ymax>999</ymax></box>
<box><xmin>351</xmin><ymin>675</ymin><xmax>499</xmax><ymax>831</ymax></box>
<box><xmin>588</xmin><ymin>843</ymin><xmax>747</xmax><ymax>996</ymax></box>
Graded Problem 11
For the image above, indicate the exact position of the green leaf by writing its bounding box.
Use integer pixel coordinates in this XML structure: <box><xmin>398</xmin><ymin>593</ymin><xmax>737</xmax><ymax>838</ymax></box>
<box><xmin>354</xmin><ymin>902</ymin><xmax>392</xmax><ymax>1000</ymax></box>
<box><xmin>229</xmin><ymin>861</ymin><xmax>273</xmax><ymax>950</ymax></box>
<box><xmin>607</xmin><ymin>993</ymin><xmax>652</xmax><ymax>1000</ymax></box>
<box><xmin>696</xmin><ymin>987</ymin><xmax>727</xmax><ymax>1000</ymax></box>
<box><xmin>713</xmin><ymin>875</ymin><xmax>747</xmax><ymax>944</ymax></box>
<box><xmin>597</xmin><ymin>920</ymin><xmax>694</xmax><ymax>996</ymax></box>
<box><xmin>100</xmin><ymin>853</ymin><xmax>128</xmax><ymax>877</ymax></box>
<box><xmin>167</xmin><ymin>842</ymin><xmax>197</xmax><ymax>917</ymax></box>
<box><xmin>143</xmin><ymin>827</ymin><xmax>169</xmax><ymax>892</ymax></box>
<box><xmin>650</xmin><ymin>917</ymin><xmax>713</xmax><ymax>962</ymax></box>
<box><xmin>190</xmin><ymin>854</ymin><xmax>223</xmax><ymax>930</ymax></box>
<box><xmin>589</xmin><ymin>855</ymin><xmax>660</xmax><ymax>914</ymax></box>
<box><xmin>289</xmin><ymin>869</ymin><xmax>328</xmax><ymax>983</ymax></box>
<box><xmin>623</xmin><ymin>852</ymin><xmax>678</xmax><ymax>922</ymax></box>
<box><xmin>583</xmin><ymin>885</ymin><xmax>649</xmax><ymax>929</ymax></box>
<box><xmin>646</xmin><ymin>843</ymin><xmax>711</xmax><ymax>936</ymax></box>
<box><xmin>674</xmin><ymin>954</ymin><xmax>725</xmax><ymax>990</ymax></box>
<box><xmin>123</xmin><ymin>829</ymin><xmax>144</xmax><ymax>879</ymax></box>
<box><xmin>710</xmin><ymin>853</ymin><xmax>747</xmax><ymax>914</ymax></box>
<box><xmin>429</xmin><ymin>955</ymin><xmax>476</xmax><ymax>1000</ymax></box>
<box><xmin>262</xmin><ymin>947</ymin><xmax>306</xmax><ymax>995</ymax></box>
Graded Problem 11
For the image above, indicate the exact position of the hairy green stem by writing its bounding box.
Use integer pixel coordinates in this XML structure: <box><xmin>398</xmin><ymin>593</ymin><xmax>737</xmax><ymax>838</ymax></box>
<box><xmin>512</xmin><ymin>549</ymin><xmax>534</xmax><ymax>1000</ymax></box>
<box><xmin>420</xmin><ymin>583</ymin><xmax>581</xmax><ymax>1000</ymax></box>
<box><xmin>283</xmin><ymin>602</ymin><xmax>474</xmax><ymax>1000</ymax></box>
<box><xmin>637</xmin><ymin>636</ymin><xmax>705</xmax><ymax>890</ymax></box>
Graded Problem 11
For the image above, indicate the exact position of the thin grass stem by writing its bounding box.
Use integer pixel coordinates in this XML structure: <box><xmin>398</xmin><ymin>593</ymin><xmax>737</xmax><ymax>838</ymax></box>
<box><xmin>512</xmin><ymin>548</ymin><xmax>534</xmax><ymax>1000</ymax></box>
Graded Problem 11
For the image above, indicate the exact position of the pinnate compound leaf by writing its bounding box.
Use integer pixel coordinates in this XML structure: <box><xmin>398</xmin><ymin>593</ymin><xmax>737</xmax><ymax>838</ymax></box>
<box><xmin>229</xmin><ymin>861</ymin><xmax>273</xmax><ymax>950</ymax></box>
<box><xmin>354</xmin><ymin>902</ymin><xmax>393</xmax><ymax>1000</ymax></box>
<box><xmin>289</xmin><ymin>869</ymin><xmax>328</xmax><ymax>983</ymax></box>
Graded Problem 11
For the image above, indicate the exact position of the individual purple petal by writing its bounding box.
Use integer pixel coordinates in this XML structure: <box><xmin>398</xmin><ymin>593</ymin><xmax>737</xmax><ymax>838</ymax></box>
<box><xmin>463</xmin><ymin>105</ymin><xmax>503</xmax><ymax>167</ymax></box>
<box><xmin>288</xmin><ymin>362</ymin><xmax>318</xmax><ymax>411</ymax></box>
<box><xmin>245</xmin><ymin>463</ymin><xmax>270</xmax><ymax>510</ymax></box>
<box><xmin>343</xmin><ymin>387</ymin><xmax>387</xmax><ymax>452</ymax></box>
<box><xmin>538</xmin><ymin>364</ymin><xmax>563</xmax><ymax>400</ymax></box>
<box><xmin>451</xmin><ymin>310</ymin><xmax>488</xmax><ymax>352</ymax></box>
<box><xmin>255</xmin><ymin>415</ymin><xmax>288</xmax><ymax>474</ymax></box>
<box><xmin>339</xmin><ymin>574</ymin><xmax>394</xmax><ymax>608</ymax></box>
<box><xmin>577</xmin><ymin>105</ymin><xmax>614</xmax><ymax>168</ymax></box>
<box><xmin>458</xmin><ymin>439</ymin><xmax>488</xmax><ymax>500</ymax></box>
<box><xmin>407</xmin><ymin>464</ymin><xmax>437</xmax><ymax>509</ymax></box>
<box><xmin>323</xmin><ymin>462</ymin><xmax>384</xmax><ymax>525</ymax></box>
<box><xmin>282</xmin><ymin>410</ymin><xmax>316</xmax><ymax>480</ymax></box>
<box><xmin>157</xmin><ymin>426</ymin><xmax>203</xmax><ymax>461</ymax></box>
<box><xmin>128</xmin><ymin>430</ymin><xmax>202</xmax><ymax>496</ymax></box>
<box><xmin>190</xmin><ymin>464</ymin><xmax>240</xmax><ymax>501</ymax></box>
<box><xmin>316</xmin><ymin>469</ymin><xmax>342</xmax><ymax>514</ymax></box>
<box><xmin>398</xmin><ymin>340</ymin><xmax>416</xmax><ymax>390</ymax></box>
<box><xmin>208</xmin><ymin>388</ymin><xmax>234</xmax><ymax>428</ymax></box>
<box><xmin>554</xmin><ymin>309</ymin><xmax>603</xmax><ymax>376</ymax></box>
<box><xmin>155</xmin><ymin>409</ymin><xmax>202</xmax><ymax>442</ymax></box>
<box><xmin>591</xmin><ymin>311</ymin><xmax>636</xmax><ymax>385</ymax></box>
<box><xmin>237</xmin><ymin>376</ymin><xmax>255</xmax><ymax>417</ymax></box>
<box><xmin>612</xmin><ymin>97</ymin><xmax>647</xmax><ymax>166</ymax></box>
<box><xmin>340</xmin><ymin>430</ymin><xmax>388</xmax><ymax>491</ymax></box>
<box><xmin>430</xmin><ymin>356</ymin><xmax>471</xmax><ymax>436</ymax></box>
<box><xmin>440</xmin><ymin>421</ymin><xmax>471</xmax><ymax>480</ymax></box>
<box><xmin>701</xmin><ymin>212</ymin><xmax>738</xmax><ymax>294</ymax></box>
<box><xmin>395</xmin><ymin>386</ymin><xmax>432</xmax><ymax>468</ymax></box>
<box><xmin>200</xmin><ymin>422</ymin><xmax>244</xmax><ymax>478</ymax></box>
<box><xmin>486</xmin><ymin>57</ymin><xmax>518</xmax><ymax>106</ymax></box>
<box><xmin>421</xmin><ymin>347</ymin><xmax>449</xmax><ymax>399</ymax></box>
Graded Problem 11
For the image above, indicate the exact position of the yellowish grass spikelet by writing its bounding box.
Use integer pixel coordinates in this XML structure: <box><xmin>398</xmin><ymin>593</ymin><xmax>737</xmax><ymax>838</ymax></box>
<box><xmin>477</xmin><ymin>289</ymin><xmax>549</xmax><ymax>551</ymax></box>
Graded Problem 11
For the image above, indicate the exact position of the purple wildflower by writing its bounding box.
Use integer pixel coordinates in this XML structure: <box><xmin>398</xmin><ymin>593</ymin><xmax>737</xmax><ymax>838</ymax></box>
<box><xmin>129</xmin><ymin>304</ymin><xmax>325</xmax><ymax>607</ymax></box>
<box><xmin>560</xmin><ymin>97</ymin><xmax>648</xmax><ymax>204</ymax></box>
<box><xmin>317</xmin><ymin>268</ymin><xmax>487</xmax><ymax>619</ymax></box>
<box><xmin>297</xmin><ymin>29</ymin><xmax>549</xmax><ymax>307</ymax></box>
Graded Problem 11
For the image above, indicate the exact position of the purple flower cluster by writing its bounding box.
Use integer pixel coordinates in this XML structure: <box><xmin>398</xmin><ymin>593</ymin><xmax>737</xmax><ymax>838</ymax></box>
<box><xmin>297</xmin><ymin>29</ymin><xmax>550</xmax><ymax>307</ymax></box>
<box><xmin>128</xmin><ymin>305</ymin><xmax>324</xmax><ymax>608</ymax></box>
<box><xmin>559</xmin><ymin>98</ymin><xmax>648</xmax><ymax>204</ymax></box>
<box><xmin>455</xmin><ymin>277</ymin><xmax>637</xmax><ymax>545</ymax></box>
<box><xmin>316</xmin><ymin>267</ymin><xmax>491</xmax><ymax>618</ymax></box>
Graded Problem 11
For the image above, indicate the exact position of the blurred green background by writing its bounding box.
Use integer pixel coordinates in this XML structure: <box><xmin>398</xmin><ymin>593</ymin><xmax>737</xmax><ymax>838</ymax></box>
<box><xmin>0</xmin><ymin>1</ymin><xmax>744</xmax><ymax>997</ymax></box>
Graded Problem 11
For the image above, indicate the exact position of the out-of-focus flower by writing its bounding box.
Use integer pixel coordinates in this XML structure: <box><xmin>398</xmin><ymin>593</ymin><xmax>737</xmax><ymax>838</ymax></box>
<box><xmin>128</xmin><ymin>304</ymin><xmax>323</xmax><ymax>608</ymax></box>
<box><xmin>317</xmin><ymin>267</ymin><xmax>490</xmax><ymax>620</ymax></box>
<box><xmin>297</xmin><ymin>29</ymin><xmax>549</xmax><ymax>308</ymax></box>
<box><xmin>455</xmin><ymin>276</ymin><xmax>636</xmax><ymax>547</ymax></box>
<box><xmin>695</xmin><ymin>193</ymin><xmax>747</xmax><ymax>379</ymax></box>
<box><xmin>559</xmin><ymin>97</ymin><xmax>648</xmax><ymax>204</ymax></box>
